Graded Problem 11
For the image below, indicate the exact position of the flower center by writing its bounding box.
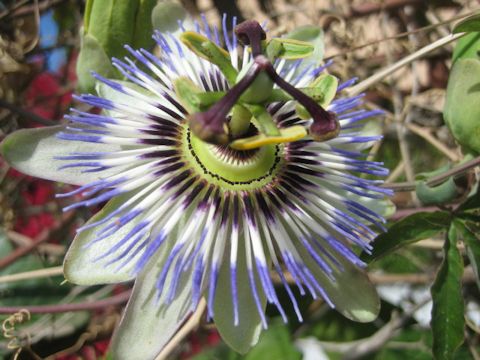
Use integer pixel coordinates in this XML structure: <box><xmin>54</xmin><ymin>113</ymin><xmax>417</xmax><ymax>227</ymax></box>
<box><xmin>183</xmin><ymin>124</ymin><xmax>282</xmax><ymax>190</ymax></box>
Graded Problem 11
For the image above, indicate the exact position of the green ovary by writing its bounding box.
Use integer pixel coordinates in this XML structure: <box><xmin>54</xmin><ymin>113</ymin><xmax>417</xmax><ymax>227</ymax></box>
<box><xmin>183</xmin><ymin>126</ymin><xmax>282</xmax><ymax>190</ymax></box>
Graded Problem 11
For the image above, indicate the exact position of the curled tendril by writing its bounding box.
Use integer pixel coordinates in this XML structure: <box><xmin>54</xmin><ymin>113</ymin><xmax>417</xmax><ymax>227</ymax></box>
<box><xmin>2</xmin><ymin>309</ymin><xmax>32</xmax><ymax>360</ymax></box>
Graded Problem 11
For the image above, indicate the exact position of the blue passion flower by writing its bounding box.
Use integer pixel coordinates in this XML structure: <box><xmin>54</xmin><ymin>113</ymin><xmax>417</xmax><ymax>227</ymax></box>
<box><xmin>1</xmin><ymin>15</ymin><xmax>391</xmax><ymax>360</ymax></box>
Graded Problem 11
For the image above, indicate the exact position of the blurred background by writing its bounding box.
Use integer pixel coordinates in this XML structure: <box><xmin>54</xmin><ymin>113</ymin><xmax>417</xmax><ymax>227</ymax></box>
<box><xmin>1</xmin><ymin>0</ymin><xmax>480</xmax><ymax>359</ymax></box>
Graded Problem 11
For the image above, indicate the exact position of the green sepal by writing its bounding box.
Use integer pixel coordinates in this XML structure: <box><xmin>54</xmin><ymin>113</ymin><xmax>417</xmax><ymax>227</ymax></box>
<box><xmin>213</xmin><ymin>242</ymin><xmax>266</xmax><ymax>354</ymax></box>
<box><xmin>180</xmin><ymin>31</ymin><xmax>238</xmax><ymax>84</ymax></box>
<box><xmin>297</xmin><ymin>242</ymin><xmax>380</xmax><ymax>322</ymax></box>
<box><xmin>266</xmin><ymin>38</ymin><xmax>314</xmax><ymax>60</ymax></box>
<box><xmin>0</xmin><ymin>125</ymin><xmax>120</xmax><ymax>186</ymax></box>
<box><xmin>76</xmin><ymin>32</ymin><xmax>116</xmax><ymax>93</ymax></box>
<box><xmin>110</xmin><ymin>232</ymin><xmax>194</xmax><ymax>360</ymax></box>
<box><xmin>453</xmin><ymin>13</ymin><xmax>480</xmax><ymax>34</ymax></box>
<box><xmin>84</xmin><ymin>0</ymin><xmax>94</xmax><ymax>30</ymax></box>
<box><xmin>63</xmin><ymin>194</ymin><xmax>142</xmax><ymax>285</ymax></box>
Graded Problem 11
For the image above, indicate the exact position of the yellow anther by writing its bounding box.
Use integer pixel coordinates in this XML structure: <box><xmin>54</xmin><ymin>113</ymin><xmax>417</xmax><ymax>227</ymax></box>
<box><xmin>230</xmin><ymin>125</ymin><xmax>307</xmax><ymax>150</ymax></box>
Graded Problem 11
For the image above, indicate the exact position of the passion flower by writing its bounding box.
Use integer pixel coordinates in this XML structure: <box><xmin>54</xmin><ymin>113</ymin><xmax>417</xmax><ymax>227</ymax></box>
<box><xmin>1</xmin><ymin>14</ymin><xmax>391</xmax><ymax>359</ymax></box>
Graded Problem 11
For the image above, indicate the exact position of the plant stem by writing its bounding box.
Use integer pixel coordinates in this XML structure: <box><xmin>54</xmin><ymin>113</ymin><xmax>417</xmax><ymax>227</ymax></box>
<box><xmin>0</xmin><ymin>266</ymin><xmax>63</xmax><ymax>284</ymax></box>
<box><xmin>0</xmin><ymin>212</ymin><xmax>74</xmax><ymax>270</ymax></box>
<box><xmin>386</xmin><ymin>155</ymin><xmax>480</xmax><ymax>192</ymax></box>
<box><xmin>0</xmin><ymin>98</ymin><xmax>55</xmax><ymax>126</ymax></box>
<box><xmin>0</xmin><ymin>291</ymin><xmax>131</xmax><ymax>314</ymax></box>
<box><xmin>345</xmin><ymin>32</ymin><xmax>465</xmax><ymax>96</ymax></box>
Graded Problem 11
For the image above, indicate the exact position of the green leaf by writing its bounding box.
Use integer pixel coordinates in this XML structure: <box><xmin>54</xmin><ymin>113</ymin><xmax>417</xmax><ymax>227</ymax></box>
<box><xmin>132</xmin><ymin>0</ymin><xmax>158</xmax><ymax>50</ymax></box>
<box><xmin>87</xmin><ymin>0</ymin><xmax>138</xmax><ymax>59</ymax></box>
<box><xmin>363</xmin><ymin>211</ymin><xmax>450</xmax><ymax>262</ymax></box>
<box><xmin>110</xmin><ymin>236</ymin><xmax>192</xmax><ymax>360</ymax></box>
<box><xmin>444</xmin><ymin>58</ymin><xmax>480</xmax><ymax>154</ymax></box>
<box><xmin>76</xmin><ymin>32</ymin><xmax>116</xmax><ymax>93</ymax></box>
<box><xmin>152</xmin><ymin>0</ymin><xmax>189</xmax><ymax>34</ymax></box>
<box><xmin>456</xmin><ymin>221</ymin><xmax>480</xmax><ymax>290</ymax></box>
<box><xmin>453</xmin><ymin>13</ymin><xmax>480</xmax><ymax>34</ymax></box>
<box><xmin>266</xmin><ymin>38</ymin><xmax>314</xmax><ymax>60</ymax></box>
<box><xmin>244</xmin><ymin>321</ymin><xmax>302</xmax><ymax>360</ymax></box>
<box><xmin>431</xmin><ymin>222</ymin><xmax>465</xmax><ymax>360</ymax></box>
<box><xmin>63</xmin><ymin>194</ymin><xmax>141</xmax><ymax>285</ymax></box>
<box><xmin>452</xmin><ymin>32</ymin><xmax>480</xmax><ymax>63</ymax></box>
<box><xmin>0</xmin><ymin>126</ymin><xmax>120</xmax><ymax>186</ymax></box>
<box><xmin>213</xmin><ymin>242</ymin><xmax>266</xmax><ymax>354</ymax></box>
<box><xmin>457</xmin><ymin>186</ymin><xmax>480</xmax><ymax>212</ymax></box>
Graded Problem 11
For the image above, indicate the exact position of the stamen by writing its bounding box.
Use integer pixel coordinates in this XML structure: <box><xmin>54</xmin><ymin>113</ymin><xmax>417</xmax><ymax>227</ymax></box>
<box><xmin>189</xmin><ymin>19</ymin><xmax>339</xmax><ymax>146</ymax></box>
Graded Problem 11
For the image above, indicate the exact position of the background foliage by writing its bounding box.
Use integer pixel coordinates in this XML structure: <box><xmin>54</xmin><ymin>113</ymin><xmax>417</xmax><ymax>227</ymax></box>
<box><xmin>0</xmin><ymin>0</ymin><xmax>480</xmax><ymax>359</ymax></box>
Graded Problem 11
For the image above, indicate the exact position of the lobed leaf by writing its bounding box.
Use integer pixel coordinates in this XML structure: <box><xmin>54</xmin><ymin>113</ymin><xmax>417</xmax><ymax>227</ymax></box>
<box><xmin>431</xmin><ymin>222</ymin><xmax>465</xmax><ymax>360</ymax></box>
<box><xmin>456</xmin><ymin>220</ymin><xmax>480</xmax><ymax>291</ymax></box>
<box><xmin>363</xmin><ymin>211</ymin><xmax>451</xmax><ymax>262</ymax></box>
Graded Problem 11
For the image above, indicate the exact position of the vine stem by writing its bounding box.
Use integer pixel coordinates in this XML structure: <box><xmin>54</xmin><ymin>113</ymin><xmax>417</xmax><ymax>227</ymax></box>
<box><xmin>345</xmin><ymin>32</ymin><xmax>465</xmax><ymax>97</ymax></box>
<box><xmin>386</xmin><ymin>155</ymin><xmax>480</xmax><ymax>192</ymax></box>
<box><xmin>0</xmin><ymin>212</ymin><xmax>74</xmax><ymax>270</ymax></box>
<box><xmin>0</xmin><ymin>266</ymin><xmax>63</xmax><ymax>284</ymax></box>
<box><xmin>0</xmin><ymin>291</ymin><xmax>131</xmax><ymax>314</ymax></box>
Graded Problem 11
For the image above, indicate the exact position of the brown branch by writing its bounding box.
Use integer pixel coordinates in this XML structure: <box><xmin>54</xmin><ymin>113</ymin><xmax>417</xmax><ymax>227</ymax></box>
<box><xmin>347</xmin><ymin>0</ymin><xmax>443</xmax><ymax>18</ymax></box>
<box><xmin>0</xmin><ymin>291</ymin><xmax>131</xmax><ymax>314</ymax></box>
<box><xmin>385</xmin><ymin>155</ymin><xmax>480</xmax><ymax>192</ymax></box>
<box><xmin>0</xmin><ymin>0</ymin><xmax>67</xmax><ymax>19</ymax></box>
<box><xmin>0</xmin><ymin>212</ymin><xmax>74</xmax><ymax>270</ymax></box>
